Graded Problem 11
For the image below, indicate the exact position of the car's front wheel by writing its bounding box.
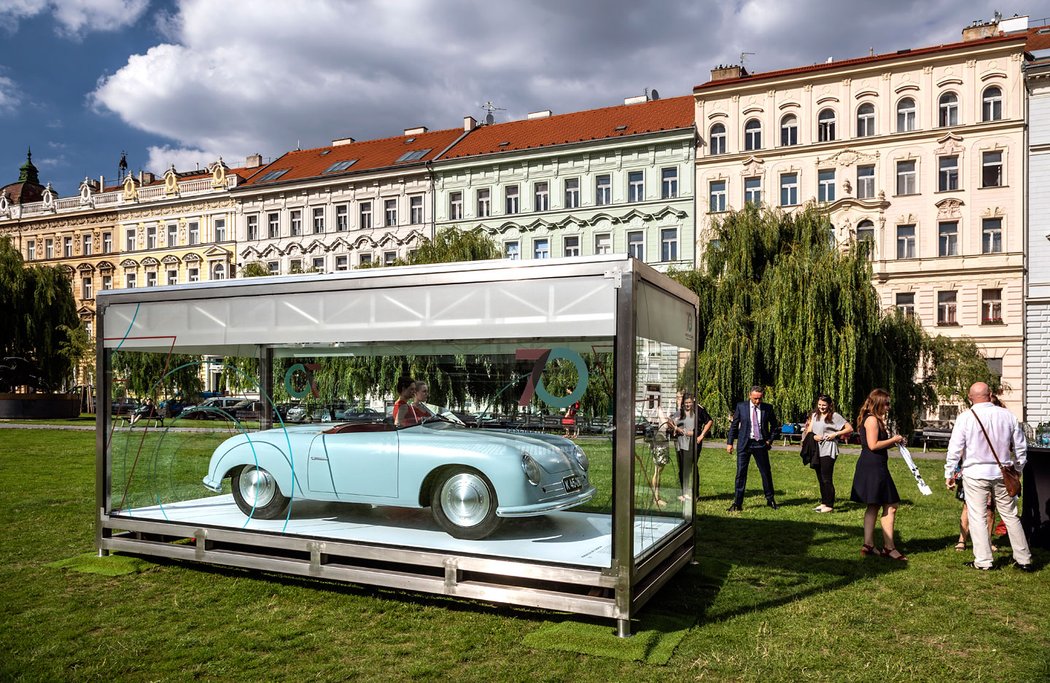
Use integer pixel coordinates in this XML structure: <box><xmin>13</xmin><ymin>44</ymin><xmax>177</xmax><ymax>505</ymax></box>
<box><xmin>430</xmin><ymin>467</ymin><xmax>501</xmax><ymax>540</ymax></box>
<box><xmin>231</xmin><ymin>465</ymin><xmax>290</xmax><ymax>519</ymax></box>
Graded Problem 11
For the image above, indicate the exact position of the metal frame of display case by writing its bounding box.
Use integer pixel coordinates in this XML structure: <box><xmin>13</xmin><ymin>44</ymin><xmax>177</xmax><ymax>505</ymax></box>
<box><xmin>95</xmin><ymin>255</ymin><xmax>698</xmax><ymax>636</ymax></box>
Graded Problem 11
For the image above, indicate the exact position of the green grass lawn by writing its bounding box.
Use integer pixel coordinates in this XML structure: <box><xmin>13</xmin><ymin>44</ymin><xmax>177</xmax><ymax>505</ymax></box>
<box><xmin>0</xmin><ymin>429</ymin><xmax>1047</xmax><ymax>682</ymax></box>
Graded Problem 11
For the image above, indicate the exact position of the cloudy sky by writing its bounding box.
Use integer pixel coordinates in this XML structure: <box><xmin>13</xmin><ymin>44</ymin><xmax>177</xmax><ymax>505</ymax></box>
<box><xmin>2</xmin><ymin>0</ymin><xmax>1049</xmax><ymax>195</ymax></box>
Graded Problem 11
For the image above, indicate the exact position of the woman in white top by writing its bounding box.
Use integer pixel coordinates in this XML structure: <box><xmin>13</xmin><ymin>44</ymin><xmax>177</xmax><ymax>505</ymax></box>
<box><xmin>803</xmin><ymin>394</ymin><xmax>852</xmax><ymax>513</ymax></box>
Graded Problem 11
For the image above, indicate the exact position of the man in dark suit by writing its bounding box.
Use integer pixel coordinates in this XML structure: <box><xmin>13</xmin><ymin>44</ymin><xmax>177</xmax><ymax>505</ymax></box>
<box><xmin>726</xmin><ymin>385</ymin><xmax>780</xmax><ymax>511</ymax></box>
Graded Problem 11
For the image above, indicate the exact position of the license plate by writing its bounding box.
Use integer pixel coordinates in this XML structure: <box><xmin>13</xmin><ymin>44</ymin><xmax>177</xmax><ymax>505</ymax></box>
<box><xmin>563</xmin><ymin>475</ymin><xmax>581</xmax><ymax>492</ymax></box>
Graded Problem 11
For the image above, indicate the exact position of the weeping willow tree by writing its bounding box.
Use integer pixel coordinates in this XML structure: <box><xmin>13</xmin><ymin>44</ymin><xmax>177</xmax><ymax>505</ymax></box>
<box><xmin>672</xmin><ymin>204</ymin><xmax>927</xmax><ymax>433</ymax></box>
<box><xmin>110</xmin><ymin>352</ymin><xmax>205</xmax><ymax>400</ymax></box>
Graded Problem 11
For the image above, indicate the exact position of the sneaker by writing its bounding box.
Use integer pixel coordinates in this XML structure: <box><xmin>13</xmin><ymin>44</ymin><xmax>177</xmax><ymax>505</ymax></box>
<box><xmin>1013</xmin><ymin>562</ymin><xmax>1035</xmax><ymax>572</ymax></box>
<box><xmin>964</xmin><ymin>561</ymin><xmax>996</xmax><ymax>571</ymax></box>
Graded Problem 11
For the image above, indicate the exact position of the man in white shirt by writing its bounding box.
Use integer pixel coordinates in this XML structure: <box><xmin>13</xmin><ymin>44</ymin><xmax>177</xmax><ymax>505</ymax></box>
<box><xmin>945</xmin><ymin>382</ymin><xmax>1033</xmax><ymax>571</ymax></box>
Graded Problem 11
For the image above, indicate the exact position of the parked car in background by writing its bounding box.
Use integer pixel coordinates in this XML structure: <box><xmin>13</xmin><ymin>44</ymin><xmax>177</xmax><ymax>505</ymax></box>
<box><xmin>181</xmin><ymin>397</ymin><xmax>250</xmax><ymax>420</ymax></box>
<box><xmin>334</xmin><ymin>406</ymin><xmax>385</xmax><ymax>423</ymax></box>
<box><xmin>157</xmin><ymin>398</ymin><xmax>187</xmax><ymax>419</ymax></box>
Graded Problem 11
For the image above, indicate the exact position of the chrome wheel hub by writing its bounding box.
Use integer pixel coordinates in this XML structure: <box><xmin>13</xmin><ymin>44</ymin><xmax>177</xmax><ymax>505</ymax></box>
<box><xmin>439</xmin><ymin>473</ymin><xmax>490</xmax><ymax>528</ymax></box>
<box><xmin>239</xmin><ymin>467</ymin><xmax>277</xmax><ymax>509</ymax></box>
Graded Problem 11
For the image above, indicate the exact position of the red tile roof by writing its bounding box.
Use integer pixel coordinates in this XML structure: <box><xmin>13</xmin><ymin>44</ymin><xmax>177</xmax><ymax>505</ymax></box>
<box><xmin>242</xmin><ymin>128</ymin><xmax>465</xmax><ymax>186</ymax></box>
<box><xmin>439</xmin><ymin>96</ymin><xmax>694</xmax><ymax>160</ymax></box>
<box><xmin>1027</xmin><ymin>24</ymin><xmax>1050</xmax><ymax>52</ymax></box>
<box><xmin>695</xmin><ymin>33</ymin><xmax>1026</xmax><ymax>91</ymax></box>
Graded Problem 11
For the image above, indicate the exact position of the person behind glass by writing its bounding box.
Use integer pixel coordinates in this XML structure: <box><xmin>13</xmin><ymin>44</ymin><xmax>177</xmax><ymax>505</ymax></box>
<box><xmin>392</xmin><ymin>377</ymin><xmax>419</xmax><ymax>427</ymax></box>
<box><xmin>802</xmin><ymin>394</ymin><xmax>853</xmax><ymax>513</ymax></box>
<box><xmin>412</xmin><ymin>380</ymin><xmax>433</xmax><ymax>421</ymax></box>
<box><xmin>944</xmin><ymin>382</ymin><xmax>1033</xmax><ymax>571</ymax></box>
<box><xmin>673</xmin><ymin>393</ymin><xmax>712</xmax><ymax>502</ymax></box>
<box><xmin>129</xmin><ymin>398</ymin><xmax>157</xmax><ymax>426</ymax></box>
<box><xmin>850</xmin><ymin>388</ymin><xmax>907</xmax><ymax>561</ymax></box>
<box><xmin>726</xmin><ymin>385</ymin><xmax>780</xmax><ymax>512</ymax></box>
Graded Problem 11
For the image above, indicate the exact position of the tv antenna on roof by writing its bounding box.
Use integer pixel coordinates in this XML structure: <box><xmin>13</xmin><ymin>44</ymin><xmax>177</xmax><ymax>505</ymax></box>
<box><xmin>740</xmin><ymin>51</ymin><xmax>756</xmax><ymax>67</ymax></box>
<box><xmin>480</xmin><ymin>101</ymin><xmax>505</xmax><ymax>125</ymax></box>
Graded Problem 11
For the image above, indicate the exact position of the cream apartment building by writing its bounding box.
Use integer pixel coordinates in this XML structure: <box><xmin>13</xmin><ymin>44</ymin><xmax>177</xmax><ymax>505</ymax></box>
<box><xmin>1025</xmin><ymin>28</ymin><xmax>1050</xmax><ymax>427</ymax></box>
<box><xmin>694</xmin><ymin>28</ymin><xmax>1028</xmax><ymax>417</ymax></box>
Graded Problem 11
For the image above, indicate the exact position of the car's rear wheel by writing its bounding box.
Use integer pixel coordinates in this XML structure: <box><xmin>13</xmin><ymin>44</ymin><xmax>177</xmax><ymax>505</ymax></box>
<box><xmin>231</xmin><ymin>465</ymin><xmax>290</xmax><ymax>519</ymax></box>
<box><xmin>430</xmin><ymin>467</ymin><xmax>501</xmax><ymax>540</ymax></box>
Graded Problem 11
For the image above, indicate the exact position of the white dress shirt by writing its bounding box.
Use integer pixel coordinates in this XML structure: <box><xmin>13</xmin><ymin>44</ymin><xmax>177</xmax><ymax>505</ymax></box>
<box><xmin>945</xmin><ymin>402</ymin><xmax>1027</xmax><ymax>480</ymax></box>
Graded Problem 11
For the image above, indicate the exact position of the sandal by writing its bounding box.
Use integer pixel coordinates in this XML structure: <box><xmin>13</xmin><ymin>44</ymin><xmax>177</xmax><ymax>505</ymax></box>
<box><xmin>654</xmin><ymin>498</ymin><xmax>667</xmax><ymax>507</ymax></box>
<box><xmin>860</xmin><ymin>544</ymin><xmax>876</xmax><ymax>557</ymax></box>
<box><xmin>880</xmin><ymin>547</ymin><xmax>908</xmax><ymax>562</ymax></box>
<box><xmin>954</xmin><ymin>541</ymin><xmax>966</xmax><ymax>552</ymax></box>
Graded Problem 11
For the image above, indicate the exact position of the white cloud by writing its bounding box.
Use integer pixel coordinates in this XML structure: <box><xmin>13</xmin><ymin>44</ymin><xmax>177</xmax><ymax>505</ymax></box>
<box><xmin>0</xmin><ymin>75</ymin><xmax>20</xmax><ymax>114</ymax></box>
<box><xmin>144</xmin><ymin>145</ymin><xmax>223</xmax><ymax>175</ymax></box>
<box><xmin>0</xmin><ymin>0</ymin><xmax>148</xmax><ymax>38</ymax></box>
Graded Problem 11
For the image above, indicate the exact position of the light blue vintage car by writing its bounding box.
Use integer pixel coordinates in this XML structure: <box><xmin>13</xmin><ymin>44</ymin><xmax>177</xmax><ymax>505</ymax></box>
<box><xmin>202</xmin><ymin>412</ymin><xmax>595</xmax><ymax>539</ymax></box>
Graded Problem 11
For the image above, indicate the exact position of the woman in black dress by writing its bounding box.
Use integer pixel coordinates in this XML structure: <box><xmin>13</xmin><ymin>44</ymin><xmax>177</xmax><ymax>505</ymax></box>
<box><xmin>851</xmin><ymin>388</ymin><xmax>907</xmax><ymax>561</ymax></box>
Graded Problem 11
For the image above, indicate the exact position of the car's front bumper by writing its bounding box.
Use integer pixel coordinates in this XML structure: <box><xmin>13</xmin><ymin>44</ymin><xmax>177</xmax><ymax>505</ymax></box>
<box><xmin>496</xmin><ymin>485</ymin><xmax>597</xmax><ymax>518</ymax></box>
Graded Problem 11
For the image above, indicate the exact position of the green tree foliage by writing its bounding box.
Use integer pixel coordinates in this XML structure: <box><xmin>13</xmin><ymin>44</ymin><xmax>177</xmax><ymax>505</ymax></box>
<box><xmin>399</xmin><ymin>226</ymin><xmax>502</xmax><ymax>265</ymax></box>
<box><xmin>0</xmin><ymin>236</ymin><xmax>80</xmax><ymax>390</ymax></box>
<box><xmin>922</xmin><ymin>335</ymin><xmax>1005</xmax><ymax>408</ymax></box>
<box><xmin>671</xmin><ymin>205</ymin><xmax>926</xmax><ymax>433</ymax></box>
<box><xmin>111</xmin><ymin>352</ymin><xmax>204</xmax><ymax>401</ymax></box>
<box><xmin>240</xmin><ymin>261</ymin><xmax>269</xmax><ymax>278</ymax></box>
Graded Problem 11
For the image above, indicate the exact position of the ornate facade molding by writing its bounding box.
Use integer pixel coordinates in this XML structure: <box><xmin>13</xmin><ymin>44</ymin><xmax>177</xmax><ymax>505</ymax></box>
<box><xmin>816</xmin><ymin>148</ymin><xmax>879</xmax><ymax>168</ymax></box>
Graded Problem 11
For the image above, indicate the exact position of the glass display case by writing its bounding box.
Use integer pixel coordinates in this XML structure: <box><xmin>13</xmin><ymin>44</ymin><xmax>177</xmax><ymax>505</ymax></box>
<box><xmin>95</xmin><ymin>255</ymin><xmax>697</xmax><ymax>635</ymax></box>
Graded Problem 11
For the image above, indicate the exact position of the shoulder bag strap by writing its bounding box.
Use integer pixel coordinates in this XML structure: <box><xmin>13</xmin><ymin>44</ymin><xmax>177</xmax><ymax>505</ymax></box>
<box><xmin>971</xmin><ymin>409</ymin><xmax>1005</xmax><ymax>468</ymax></box>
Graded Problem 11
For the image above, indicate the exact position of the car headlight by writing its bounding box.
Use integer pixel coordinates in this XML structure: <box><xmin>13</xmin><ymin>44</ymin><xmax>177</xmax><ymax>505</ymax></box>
<box><xmin>573</xmin><ymin>446</ymin><xmax>589</xmax><ymax>472</ymax></box>
<box><xmin>521</xmin><ymin>453</ymin><xmax>542</xmax><ymax>486</ymax></box>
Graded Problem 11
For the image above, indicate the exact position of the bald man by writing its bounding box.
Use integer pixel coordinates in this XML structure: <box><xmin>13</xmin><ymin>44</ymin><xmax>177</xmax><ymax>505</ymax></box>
<box><xmin>945</xmin><ymin>382</ymin><xmax>1033</xmax><ymax>571</ymax></box>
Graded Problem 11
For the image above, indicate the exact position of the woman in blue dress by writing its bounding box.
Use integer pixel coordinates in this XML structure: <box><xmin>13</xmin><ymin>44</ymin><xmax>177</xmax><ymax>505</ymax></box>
<box><xmin>851</xmin><ymin>388</ymin><xmax>907</xmax><ymax>561</ymax></box>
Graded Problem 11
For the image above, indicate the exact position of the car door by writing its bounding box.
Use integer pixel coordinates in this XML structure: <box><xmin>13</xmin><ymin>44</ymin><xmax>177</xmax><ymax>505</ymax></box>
<box><xmin>307</xmin><ymin>427</ymin><xmax>400</xmax><ymax>499</ymax></box>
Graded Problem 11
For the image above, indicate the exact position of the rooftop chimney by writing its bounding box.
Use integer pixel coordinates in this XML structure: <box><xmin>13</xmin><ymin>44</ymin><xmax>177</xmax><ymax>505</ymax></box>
<box><xmin>527</xmin><ymin>110</ymin><xmax>552</xmax><ymax>119</ymax></box>
<box><xmin>710</xmin><ymin>64</ymin><xmax>748</xmax><ymax>81</ymax></box>
<box><xmin>404</xmin><ymin>126</ymin><xmax>428</xmax><ymax>136</ymax></box>
<box><xmin>245</xmin><ymin>153</ymin><xmax>263</xmax><ymax>168</ymax></box>
<box><xmin>623</xmin><ymin>95</ymin><xmax>647</xmax><ymax>105</ymax></box>
<box><xmin>463</xmin><ymin>116</ymin><xmax>478</xmax><ymax>131</ymax></box>
<box><xmin>332</xmin><ymin>136</ymin><xmax>355</xmax><ymax>146</ymax></box>
<box><xmin>962</xmin><ymin>18</ymin><xmax>1000</xmax><ymax>41</ymax></box>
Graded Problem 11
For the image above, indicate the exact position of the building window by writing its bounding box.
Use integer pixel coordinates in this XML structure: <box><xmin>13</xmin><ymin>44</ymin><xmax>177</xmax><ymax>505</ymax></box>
<box><xmin>103</xmin><ymin>232</ymin><xmax>112</xmax><ymax>253</ymax></box>
<box><xmin>534</xmin><ymin>181</ymin><xmax>550</xmax><ymax>211</ymax></box>
<box><xmin>163</xmin><ymin>223</ymin><xmax>175</xmax><ymax>247</ymax></box>
<box><xmin>267</xmin><ymin>213</ymin><xmax>279</xmax><ymax>238</ymax></box>
<box><xmin>359</xmin><ymin>253</ymin><xmax>372</xmax><ymax>267</ymax></box>
<box><xmin>505</xmin><ymin>241</ymin><xmax>520</xmax><ymax>260</ymax></box>
<box><xmin>856</xmin><ymin>103</ymin><xmax>876</xmax><ymax>137</ymax></box>
<box><xmin>214</xmin><ymin>219</ymin><xmax>227</xmax><ymax>242</ymax></box>
<box><xmin>660</xmin><ymin>228</ymin><xmax>678</xmax><ymax>262</ymax></box>
<box><xmin>627</xmin><ymin>231</ymin><xmax>644</xmax><ymax>260</ymax></box>
<box><xmin>290</xmin><ymin>210</ymin><xmax>302</xmax><ymax>236</ymax></box>
<box><xmin>896</xmin><ymin>160</ymin><xmax>917</xmax><ymax>195</ymax></box>
<box><xmin>818</xmin><ymin>169</ymin><xmax>836</xmax><ymax>203</ymax></box>
<box><xmin>246</xmin><ymin>215</ymin><xmax>258</xmax><ymax>241</ymax></box>
<box><xmin>564</xmin><ymin>178</ymin><xmax>580</xmax><ymax>208</ymax></box>
<box><xmin>335</xmin><ymin>255</ymin><xmax>348</xmax><ymax>271</ymax></box>
<box><xmin>477</xmin><ymin>188</ymin><xmax>491</xmax><ymax>217</ymax></box>
<box><xmin>779</xmin><ymin>173</ymin><xmax>798</xmax><ymax>206</ymax></box>
<box><xmin>595</xmin><ymin>174</ymin><xmax>611</xmax><ymax>206</ymax></box>
<box><xmin>267</xmin><ymin>261</ymin><xmax>279</xmax><ymax>274</ymax></box>
<box><xmin>817</xmin><ymin>108</ymin><xmax>836</xmax><ymax>142</ymax></box>
<box><xmin>627</xmin><ymin>172</ymin><xmax>644</xmax><ymax>203</ymax></box>
<box><xmin>288</xmin><ymin>259</ymin><xmax>302</xmax><ymax>273</ymax></box>
<box><xmin>146</xmin><ymin>271</ymin><xmax>157</xmax><ymax>288</ymax></box>
<box><xmin>661</xmin><ymin>167</ymin><xmax>678</xmax><ymax>199</ymax></box>
<box><xmin>594</xmin><ymin>233</ymin><xmax>611</xmax><ymax>255</ymax></box>
<box><xmin>897</xmin><ymin>98</ymin><xmax>916</xmax><ymax>132</ymax></box>
<box><xmin>384</xmin><ymin>199</ymin><xmax>397</xmax><ymax>227</ymax></box>
<box><xmin>210</xmin><ymin>263</ymin><xmax>225</xmax><ymax>281</ymax></box>
<box><xmin>82</xmin><ymin>278</ymin><xmax>92</xmax><ymax>300</ymax></box>
<box><xmin>383</xmin><ymin>252</ymin><xmax>396</xmax><ymax>266</ymax></box>
<box><xmin>144</xmin><ymin>227</ymin><xmax>156</xmax><ymax>250</ymax></box>
<box><xmin>409</xmin><ymin>195</ymin><xmax>424</xmax><ymax>224</ymax></box>
<box><xmin>27</xmin><ymin>240</ymin><xmax>35</xmax><ymax>260</ymax></box>
<box><xmin>166</xmin><ymin>269</ymin><xmax>177</xmax><ymax>286</ymax></box>
<box><xmin>896</xmin><ymin>292</ymin><xmax>915</xmax><ymax>318</ymax></box>
<box><xmin>336</xmin><ymin>205</ymin><xmax>348</xmax><ymax>231</ymax></box>
<box><xmin>533</xmin><ymin>238</ymin><xmax>550</xmax><ymax>260</ymax></box>
<box><xmin>982</xmin><ymin>151</ymin><xmax>1003</xmax><ymax>188</ymax></box>
<box><xmin>938</xmin><ymin>92</ymin><xmax>959</xmax><ymax>127</ymax></box>
<box><xmin>937</xmin><ymin>291</ymin><xmax>958</xmax><ymax>325</ymax></box>
<box><xmin>896</xmin><ymin>224</ymin><xmax>916</xmax><ymax>259</ymax></box>
<box><xmin>780</xmin><ymin>114</ymin><xmax>798</xmax><ymax>146</ymax></box>
<box><xmin>857</xmin><ymin>165</ymin><xmax>875</xmax><ymax>199</ymax></box>
<box><xmin>938</xmin><ymin>221</ymin><xmax>958</xmax><ymax>257</ymax></box>
<box><xmin>125</xmin><ymin>229</ymin><xmax>136</xmax><ymax>252</ymax></box>
<box><xmin>81</xmin><ymin>234</ymin><xmax>92</xmax><ymax>256</ymax></box>
<box><xmin>448</xmin><ymin>191</ymin><xmax>463</xmax><ymax>220</ymax></box>
<box><xmin>709</xmin><ymin>123</ymin><xmax>726</xmax><ymax>155</ymax></box>
<box><xmin>938</xmin><ymin>156</ymin><xmax>959</xmax><ymax>192</ymax></box>
<box><xmin>744</xmin><ymin>176</ymin><xmax>761</xmax><ymax>206</ymax></box>
<box><xmin>313</xmin><ymin>207</ymin><xmax>326</xmax><ymax>233</ymax></box>
<box><xmin>981</xmin><ymin>288</ymin><xmax>1003</xmax><ymax>324</ymax></box>
<box><xmin>44</xmin><ymin>238</ymin><xmax>54</xmax><ymax>259</ymax></box>
<box><xmin>709</xmin><ymin>180</ymin><xmax>727</xmax><ymax>212</ymax></box>
<box><xmin>312</xmin><ymin>256</ymin><xmax>326</xmax><ymax>272</ymax></box>
<box><xmin>505</xmin><ymin>185</ymin><xmax>519</xmax><ymax>214</ymax></box>
<box><xmin>63</xmin><ymin>236</ymin><xmax>73</xmax><ymax>257</ymax></box>
<box><xmin>982</xmin><ymin>86</ymin><xmax>1002</xmax><ymax>122</ymax></box>
<box><xmin>744</xmin><ymin>119</ymin><xmax>762</xmax><ymax>151</ymax></box>
<box><xmin>187</xmin><ymin>267</ymin><xmax>199</xmax><ymax>282</ymax></box>
<box><xmin>982</xmin><ymin>218</ymin><xmax>1003</xmax><ymax>253</ymax></box>
<box><xmin>359</xmin><ymin>202</ymin><xmax>372</xmax><ymax>229</ymax></box>
<box><xmin>125</xmin><ymin>271</ymin><xmax>136</xmax><ymax>288</ymax></box>
<box><xmin>856</xmin><ymin>220</ymin><xmax>875</xmax><ymax>259</ymax></box>
<box><xmin>564</xmin><ymin>235</ymin><xmax>580</xmax><ymax>257</ymax></box>
<box><xmin>102</xmin><ymin>274</ymin><xmax>112</xmax><ymax>290</ymax></box>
